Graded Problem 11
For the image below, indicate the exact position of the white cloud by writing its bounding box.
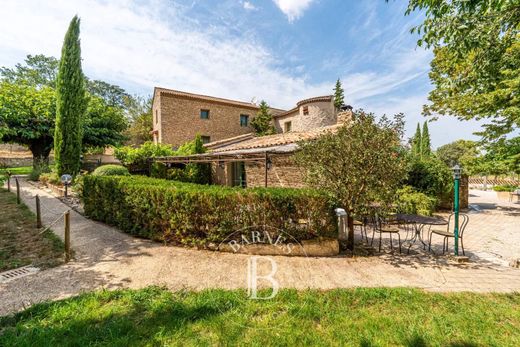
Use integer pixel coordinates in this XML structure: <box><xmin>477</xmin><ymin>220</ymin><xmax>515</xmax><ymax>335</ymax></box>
<box><xmin>242</xmin><ymin>1</ymin><xmax>257</xmax><ymax>11</ymax></box>
<box><xmin>0</xmin><ymin>0</ymin><xmax>472</xmax><ymax>145</ymax></box>
<box><xmin>272</xmin><ymin>0</ymin><xmax>315</xmax><ymax>22</ymax></box>
<box><xmin>0</xmin><ymin>0</ymin><xmax>317</xmax><ymax>108</ymax></box>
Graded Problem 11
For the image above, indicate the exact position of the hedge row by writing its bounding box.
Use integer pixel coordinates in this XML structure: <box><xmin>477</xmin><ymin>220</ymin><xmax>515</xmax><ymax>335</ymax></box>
<box><xmin>82</xmin><ymin>175</ymin><xmax>337</xmax><ymax>246</ymax></box>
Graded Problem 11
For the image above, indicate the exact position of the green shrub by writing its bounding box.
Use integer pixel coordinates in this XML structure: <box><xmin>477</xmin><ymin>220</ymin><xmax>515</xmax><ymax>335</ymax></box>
<box><xmin>395</xmin><ymin>186</ymin><xmax>437</xmax><ymax>216</ymax></box>
<box><xmin>82</xmin><ymin>175</ymin><xmax>337</xmax><ymax>246</ymax></box>
<box><xmin>28</xmin><ymin>162</ymin><xmax>51</xmax><ymax>181</ymax></box>
<box><xmin>39</xmin><ymin>171</ymin><xmax>61</xmax><ymax>186</ymax></box>
<box><xmin>92</xmin><ymin>165</ymin><xmax>129</xmax><ymax>176</ymax></box>
<box><xmin>405</xmin><ymin>156</ymin><xmax>453</xmax><ymax>202</ymax></box>
<box><xmin>493</xmin><ymin>184</ymin><xmax>518</xmax><ymax>192</ymax></box>
<box><xmin>115</xmin><ymin>136</ymin><xmax>210</xmax><ymax>183</ymax></box>
<box><xmin>114</xmin><ymin>142</ymin><xmax>175</xmax><ymax>172</ymax></box>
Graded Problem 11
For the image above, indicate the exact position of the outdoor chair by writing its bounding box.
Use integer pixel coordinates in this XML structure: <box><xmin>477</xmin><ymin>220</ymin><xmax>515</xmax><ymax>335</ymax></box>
<box><xmin>354</xmin><ymin>216</ymin><xmax>370</xmax><ymax>242</ymax></box>
<box><xmin>371</xmin><ymin>215</ymin><xmax>402</xmax><ymax>253</ymax></box>
<box><xmin>428</xmin><ymin>213</ymin><xmax>469</xmax><ymax>255</ymax></box>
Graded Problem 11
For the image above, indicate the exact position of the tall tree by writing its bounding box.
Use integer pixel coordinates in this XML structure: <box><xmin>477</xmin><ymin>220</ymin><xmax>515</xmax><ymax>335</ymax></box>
<box><xmin>436</xmin><ymin>140</ymin><xmax>480</xmax><ymax>169</ymax></box>
<box><xmin>86</xmin><ymin>79</ymin><xmax>131</xmax><ymax>109</ymax></box>
<box><xmin>403</xmin><ymin>0</ymin><xmax>520</xmax><ymax>141</ymax></box>
<box><xmin>411</xmin><ymin>123</ymin><xmax>422</xmax><ymax>157</ymax></box>
<box><xmin>54</xmin><ymin>16</ymin><xmax>87</xmax><ymax>176</ymax></box>
<box><xmin>295</xmin><ymin>111</ymin><xmax>407</xmax><ymax>250</ymax></box>
<box><xmin>0</xmin><ymin>82</ymin><xmax>55</xmax><ymax>167</ymax></box>
<box><xmin>124</xmin><ymin>95</ymin><xmax>153</xmax><ymax>145</ymax></box>
<box><xmin>0</xmin><ymin>54</ymin><xmax>58</xmax><ymax>88</ymax></box>
<box><xmin>333</xmin><ymin>78</ymin><xmax>345</xmax><ymax>110</ymax></box>
<box><xmin>421</xmin><ymin>122</ymin><xmax>431</xmax><ymax>157</ymax></box>
<box><xmin>0</xmin><ymin>54</ymin><xmax>129</xmax><ymax>165</ymax></box>
<box><xmin>251</xmin><ymin>100</ymin><xmax>275</xmax><ymax>136</ymax></box>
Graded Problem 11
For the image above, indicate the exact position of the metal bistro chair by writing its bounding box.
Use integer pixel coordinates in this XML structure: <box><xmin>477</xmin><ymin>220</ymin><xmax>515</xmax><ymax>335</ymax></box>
<box><xmin>428</xmin><ymin>213</ymin><xmax>469</xmax><ymax>255</ymax></box>
<box><xmin>371</xmin><ymin>214</ymin><xmax>402</xmax><ymax>253</ymax></box>
<box><xmin>354</xmin><ymin>215</ymin><xmax>370</xmax><ymax>242</ymax></box>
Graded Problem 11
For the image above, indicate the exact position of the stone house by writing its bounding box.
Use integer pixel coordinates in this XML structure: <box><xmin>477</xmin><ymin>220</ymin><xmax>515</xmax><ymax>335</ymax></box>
<box><xmin>151</xmin><ymin>87</ymin><xmax>354</xmax><ymax>188</ymax></box>
<box><xmin>155</xmin><ymin>109</ymin><xmax>352</xmax><ymax>188</ymax></box>
<box><xmin>151</xmin><ymin>87</ymin><xmax>343</xmax><ymax>147</ymax></box>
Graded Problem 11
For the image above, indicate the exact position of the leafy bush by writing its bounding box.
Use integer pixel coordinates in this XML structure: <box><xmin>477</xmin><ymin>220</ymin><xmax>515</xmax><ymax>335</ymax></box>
<box><xmin>114</xmin><ymin>142</ymin><xmax>175</xmax><ymax>172</ymax></box>
<box><xmin>405</xmin><ymin>156</ymin><xmax>453</xmax><ymax>202</ymax></box>
<box><xmin>28</xmin><ymin>162</ymin><xmax>51</xmax><ymax>181</ymax></box>
<box><xmin>82</xmin><ymin>175</ymin><xmax>337</xmax><ymax>246</ymax></box>
<box><xmin>92</xmin><ymin>164</ymin><xmax>129</xmax><ymax>176</ymax></box>
<box><xmin>493</xmin><ymin>184</ymin><xmax>518</xmax><ymax>192</ymax></box>
<box><xmin>39</xmin><ymin>171</ymin><xmax>61</xmax><ymax>186</ymax></box>
<box><xmin>395</xmin><ymin>186</ymin><xmax>437</xmax><ymax>216</ymax></box>
<box><xmin>114</xmin><ymin>136</ymin><xmax>210</xmax><ymax>183</ymax></box>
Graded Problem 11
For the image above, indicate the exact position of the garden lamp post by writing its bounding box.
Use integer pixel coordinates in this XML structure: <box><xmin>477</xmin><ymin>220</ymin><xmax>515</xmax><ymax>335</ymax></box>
<box><xmin>452</xmin><ymin>165</ymin><xmax>462</xmax><ymax>256</ymax></box>
<box><xmin>61</xmin><ymin>174</ymin><xmax>72</xmax><ymax>198</ymax></box>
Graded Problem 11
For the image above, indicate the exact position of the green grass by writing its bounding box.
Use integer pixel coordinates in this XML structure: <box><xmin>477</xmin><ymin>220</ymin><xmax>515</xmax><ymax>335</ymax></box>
<box><xmin>0</xmin><ymin>188</ymin><xmax>64</xmax><ymax>271</ymax></box>
<box><xmin>0</xmin><ymin>166</ymin><xmax>32</xmax><ymax>185</ymax></box>
<box><xmin>0</xmin><ymin>287</ymin><xmax>518</xmax><ymax>346</ymax></box>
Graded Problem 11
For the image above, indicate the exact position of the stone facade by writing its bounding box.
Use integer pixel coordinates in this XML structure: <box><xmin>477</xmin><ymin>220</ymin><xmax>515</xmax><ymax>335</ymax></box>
<box><xmin>246</xmin><ymin>156</ymin><xmax>305</xmax><ymax>188</ymax></box>
<box><xmin>153</xmin><ymin>88</ymin><xmax>340</xmax><ymax>147</ymax></box>
<box><xmin>273</xmin><ymin>96</ymin><xmax>337</xmax><ymax>133</ymax></box>
<box><xmin>153</xmin><ymin>88</ymin><xmax>261</xmax><ymax>147</ymax></box>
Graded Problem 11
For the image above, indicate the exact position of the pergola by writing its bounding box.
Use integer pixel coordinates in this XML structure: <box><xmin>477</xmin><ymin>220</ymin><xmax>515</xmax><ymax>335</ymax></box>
<box><xmin>153</xmin><ymin>151</ymin><xmax>293</xmax><ymax>187</ymax></box>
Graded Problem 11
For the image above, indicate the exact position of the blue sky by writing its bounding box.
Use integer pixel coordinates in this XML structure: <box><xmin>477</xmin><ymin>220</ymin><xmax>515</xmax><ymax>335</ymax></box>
<box><xmin>0</xmin><ymin>0</ymin><xmax>486</xmax><ymax>148</ymax></box>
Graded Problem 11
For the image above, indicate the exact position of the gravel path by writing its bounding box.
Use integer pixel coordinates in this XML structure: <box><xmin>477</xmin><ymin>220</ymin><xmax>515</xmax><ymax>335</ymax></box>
<box><xmin>1</xmin><ymin>179</ymin><xmax>519</xmax><ymax>316</ymax></box>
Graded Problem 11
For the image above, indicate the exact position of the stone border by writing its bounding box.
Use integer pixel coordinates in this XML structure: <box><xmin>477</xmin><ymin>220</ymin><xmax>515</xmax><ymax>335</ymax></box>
<box><xmin>211</xmin><ymin>238</ymin><xmax>339</xmax><ymax>257</ymax></box>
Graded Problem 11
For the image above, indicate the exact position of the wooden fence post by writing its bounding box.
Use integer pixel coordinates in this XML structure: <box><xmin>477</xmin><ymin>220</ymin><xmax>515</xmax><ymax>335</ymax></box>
<box><xmin>64</xmin><ymin>211</ymin><xmax>71</xmax><ymax>262</ymax></box>
<box><xmin>36</xmin><ymin>195</ymin><xmax>42</xmax><ymax>228</ymax></box>
<box><xmin>7</xmin><ymin>173</ymin><xmax>11</xmax><ymax>192</ymax></box>
<box><xmin>15</xmin><ymin>178</ymin><xmax>20</xmax><ymax>204</ymax></box>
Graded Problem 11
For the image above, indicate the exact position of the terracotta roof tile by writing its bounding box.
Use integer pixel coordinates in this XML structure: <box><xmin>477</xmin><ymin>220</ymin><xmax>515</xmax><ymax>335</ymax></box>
<box><xmin>211</xmin><ymin>124</ymin><xmax>342</xmax><ymax>153</ymax></box>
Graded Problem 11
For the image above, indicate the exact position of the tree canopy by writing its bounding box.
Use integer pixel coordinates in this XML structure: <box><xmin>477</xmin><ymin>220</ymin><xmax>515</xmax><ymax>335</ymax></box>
<box><xmin>404</xmin><ymin>0</ymin><xmax>520</xmax><ymax>141</ymax></box>
<box><xmin>0</xmin><ymin>54</ymin><xmax>129</xmax><ymax>167</ymax></box>
<box><xmin>0</xmin><ymin>82</ymin><xmax>56</xmax><ymax>163</ymax></box>
<box><xmin>436</xmin><ymin>140</ymin><xmax>479</xmax><ymax>169</ymax></box>
<box><xmin>295</xmin><ymin>110</ymin><xmax>407</xmax><ymax>249</ymax></box>
<box><xmin>124</xmin><ymin>95</ymin><xmax>153</xmax><ymax>145</ymax></box>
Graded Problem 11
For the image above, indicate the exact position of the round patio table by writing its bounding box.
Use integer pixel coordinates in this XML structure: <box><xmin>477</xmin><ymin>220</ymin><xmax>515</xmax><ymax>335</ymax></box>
<box><xmin>395</xmin><ymin>213</ymin><xmax>448</xmax><ymax>253</ymax></box>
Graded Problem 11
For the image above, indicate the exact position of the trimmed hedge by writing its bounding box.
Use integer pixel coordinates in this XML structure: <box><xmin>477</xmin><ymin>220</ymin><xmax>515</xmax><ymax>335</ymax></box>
<box><xmin>493</xmin><ymin>184</ymin><xmax>518</xmax><ymax>192</ymax></box>
<box><xmin>82</xmin><ymin>175</ymin><xmax>337</xmax><ymax>246</ymax></box>
<box><xmin>92</xmin><ymin>164</ymin><xmax>130</xmax><ymax>176</ymax></box>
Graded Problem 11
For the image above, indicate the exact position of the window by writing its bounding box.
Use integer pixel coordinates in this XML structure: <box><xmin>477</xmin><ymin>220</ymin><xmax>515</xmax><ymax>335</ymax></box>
<box><xmin>155</xmin><ymin>110</ymin><xmax>158</xmax><ymax>124</ymax></box>
<box><xmin>240</xmin><ymin>114</ymin><xmax>249</xmax><ymax>127</ymax></box>
<box><xmin>200</xmin><ymin>109</ymin><xmax>210</xmax><ymax>119</ymax></box>
<box><xmin>303</xmin><ymin>106</ymin><xmax>309</xmax><ymax>115</ymax></box>
<box><xmin>284</xmin><ymin>121</ymin><xmax>292</xmax><ymax>132</ymax></box>
<box><xmin>201</xmin><ymin>136</ymin><xmax>211</xmax><ymax>144</ymax></box>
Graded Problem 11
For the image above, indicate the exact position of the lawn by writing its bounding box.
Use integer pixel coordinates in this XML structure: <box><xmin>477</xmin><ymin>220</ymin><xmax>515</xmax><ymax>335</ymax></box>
<box><xmin>0</xmin><ymin>188</ymin><xmax>63</xmax><ymax>271</ymax></box>
<box><xmin>0</xmin><ymin>287</ymin><xmax>518</xmax><ymax>346</ymax></box>
<box><xmin>0</xmin><ymin>166</ymin><xmax>32</xmax><ymax>185</ymax></box>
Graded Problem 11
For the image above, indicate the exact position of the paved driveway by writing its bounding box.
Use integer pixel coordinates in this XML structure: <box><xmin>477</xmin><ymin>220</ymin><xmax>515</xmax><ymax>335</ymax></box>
<box><xmin>1</xmin><ymin>180</ymin><xmax>519</xmax><ymax>316</ymax></box>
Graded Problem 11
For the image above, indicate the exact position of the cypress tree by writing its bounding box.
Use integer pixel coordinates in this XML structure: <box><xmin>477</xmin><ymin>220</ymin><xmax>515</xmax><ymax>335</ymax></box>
<box><xmin>421</xmin><ymin>122</ymin><xmax>431</xmax><ymax>157</ymax></box>
<box><xmin>251</xmin><ymin>100</ymin><xmax>275</xmax><ymax>136</ymax></box>
<box><xmin>54</xmin><ymin>16</ymin><xmax>86</xmax><ymax>176</ymax></box>
<box><xmin>333</xmin><ymin>78</ymin><xmax>345</xmax><ymax>110</ymax></box>
<box><xmin>411</xmin><ymin>123</ymin><xmax>422</xmax><ymax>157</ymax></box>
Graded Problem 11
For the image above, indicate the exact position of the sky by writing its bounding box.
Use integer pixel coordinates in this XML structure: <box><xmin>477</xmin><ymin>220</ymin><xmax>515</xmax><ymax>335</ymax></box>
<box><xmin>0</xmin><ymin>0</ymin><xmax>486</xmax><ymax>148</ymax></box>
